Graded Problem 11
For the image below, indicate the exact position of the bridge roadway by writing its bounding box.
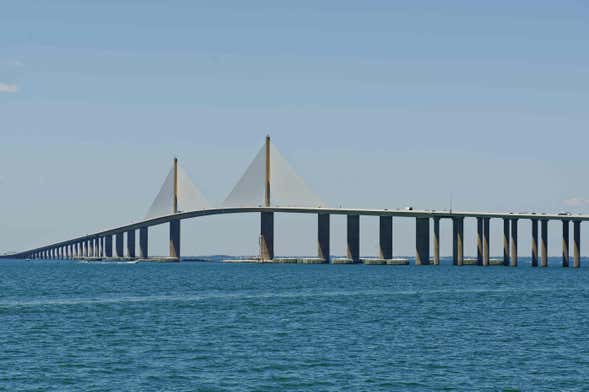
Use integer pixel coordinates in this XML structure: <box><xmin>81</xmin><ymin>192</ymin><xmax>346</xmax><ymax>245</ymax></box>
<box><xmin>5</xmin><ymin>207</ymin><xmax>588</xmax><ymax>268</ymax></box>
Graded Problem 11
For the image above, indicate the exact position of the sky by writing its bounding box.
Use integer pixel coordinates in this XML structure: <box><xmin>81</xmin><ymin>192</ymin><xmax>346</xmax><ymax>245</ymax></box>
<box><xmin>2</xmin><ymin>0</ymin><xmax>589</xmax><ymax>257</ymax></box>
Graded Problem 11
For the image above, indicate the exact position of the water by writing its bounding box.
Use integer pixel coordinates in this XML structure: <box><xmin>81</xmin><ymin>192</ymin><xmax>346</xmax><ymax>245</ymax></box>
<box><xmin>1</xmin><ymin>258</ymin><xmax>588</xmax><ymax>391</ymax></box>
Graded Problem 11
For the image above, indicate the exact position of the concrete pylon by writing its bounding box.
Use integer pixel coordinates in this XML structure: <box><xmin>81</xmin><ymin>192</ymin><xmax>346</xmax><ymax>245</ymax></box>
<box><xmin>562</xmin><ymin>220</ymin><xmax>569</xmax><ymax>268</ymax></box>
<box><xmin>347</xmin><ymin>215</ymin><xmax>360</xmax><ymax>263</ymax></box>
<box><xmin>415</xmin><ymin>217</ymin><xmax>430</xmax><ymax>265</ymax></box>
<box><xmin>104</xmin><ymin>235</ymin><xmax>113</xmax><ymax>258</ymax></box>
<box><xmin>126</xmin><ymin>230</ymin><xmax>136</xmax><ymax>258</ymax></box>
<box><xmin>503</xmin><ymin>219</ymin><xmax>510</xmax><ymax>266</ymax></box>
<box><xmin>169</xmin><ymin>220</ymin><xmax>180</xmax><ymax>260</ymax></box>
<box><xmin>541</xmin><ymin>220</ymin><xmax>548</xmax><ymax>267</ymax></box>
<box><xmin>260</xmin><ymin>212</ymin><xmax>274</xmax><ymax>261</ymax></box>
<box><xmin>318</xmin><ymin>213</ymin><xmax>330</xmax><ymax>262</ymax></box>
<box><xmin>453</xmin><ymin>217</ymin><xmax>464</xmax><ymax>266</ymax></box>
<box><xmin>433</xmin><ymin>217</ymin><xmax>440</xmax><ymax>265</ymax></box>
<box><xmin>483</xmin><ymin>218</ymin><xmax>490</xmax><ymax>266</ymax></box>
<box><xmin>115</xmin><ymin>233</ymin><xmax>124</xmax><ymax>258</ymax></box>
<box><xmin>510</xmin><ymin>219</ymin><xmax>518</xmax><ymax>267</ymax></box>
<box><xmin>379</xmin><ymin>216</ymin><xmax>392</xmax><ymax>260</ymax></box>
<box><xmin>531</xmin><ymin>219</ymin><xmax>538</xmax><ymax>267</ymax></box>
<box><xmin>476</xmin><ymin>218</ymin><xmax>483</xmax><ymax>266</ymax></box>
<box><xmin>574</xmin><ymin>221</ymin><xmax>581</xmax><ymax>268</ymax></box>
<box><xmin>139</xmin><ymin>227</ymin><xmax>148</xmax><ymax>259</ymax></box>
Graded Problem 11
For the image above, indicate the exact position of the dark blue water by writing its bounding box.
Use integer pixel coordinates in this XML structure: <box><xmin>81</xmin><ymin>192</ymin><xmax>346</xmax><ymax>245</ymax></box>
<box><xmin>1</xmin><ymin>258</ymin><xmax>588</xmax><ymax>391</ymax></box>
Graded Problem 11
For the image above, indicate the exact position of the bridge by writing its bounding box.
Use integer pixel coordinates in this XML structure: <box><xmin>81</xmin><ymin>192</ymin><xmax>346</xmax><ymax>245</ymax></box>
<box><xmin>4</xmin><ymin>136</ymin><xmax>588</xmax><ymax>268</ymax></box>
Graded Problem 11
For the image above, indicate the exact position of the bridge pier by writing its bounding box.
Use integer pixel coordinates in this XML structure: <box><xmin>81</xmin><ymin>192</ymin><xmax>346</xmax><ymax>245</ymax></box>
<box><xmin>170</xmin><ymin>220</ymin><xmax>180</xmax><ymax>260</ymax></box>
<box><xmin>503</xmin><ymin>219</ymin><xmax>510</xmax><ymax>266</ymax></box>
<box><xmin>89</xmin><ymin>239</ymin><xmax>94</xmax><ymax>258</ymax></box>
<box><xmin>574</xmin><ymin>221</ymin><xmax>581</xmax><ymax>268</ymax></box>
<box><xmin>260</xmin><ymin>212</ymin><xmax>274</xmax><ymax>261</ymax></box>
<box><xmin>115</xmin><ymin>233</ymin><xmax>124</xmax><ymax>258</ymax></box>
<box><xmin>379</xmin><ymin>216</ymin><xmax>392</xmax><ymax>260</ymax></box>
<box><xmin>476</xmin><ymin>218</ymin><xmax>483</xmax><ymax>266</ymax></box>
<box><xmin>531</xmin><ymin>219</ymin><xmax>538</xmax><ymax>267</ymax></box>
<box><xmin>453</xmin><ymin>217</ymin><xmax>464</xmax><ymax>266</ymax></box>
<box><xmin>104</xmin><ymin>235</ymin><xmax>113</xmax><ymax>258</ymax></box>
<box><xmin>541</xmin><ymin>220</ymin><xmax>548</xmax><ymax>267</ymax></box>
<box><xmin>433</xmin><ymin>217</ymin><xmax>440</xmax><ymax>265</ymax></box>
<box><xmin>562</xmin><ymin>220</ymin><xmax>570</xmax><ymax>268</ymax></box>
<box><xmin>139</xmin><ymin>227</ymin><xmax>148</xmax><ymax>259</ymax></box>
<box><xmin>510</xmin><ymin>219</ymin><xmax>518</xmax><ymax>267</ymax></box>
<box><xmin>318</xmin><ymin>214</ymin><xmax>330</xmax><ymax>262</ymax></box>
<box><xmin>415</xmin><ymin>217</ymin><xmax>430</xmax><ymax>265</ymax></box>
<box><xmin>126</xmin><ymin>230</ymin><xmax>136</xmax><ymax>258</ymax></box>
<box><xmin>347</xmin><ymin>214</ymin><xmax>360</xmax><ymax>263</ymax></box>
<box><xmin>483</xmin><ymin>218</ymin><xmax>490</xmax><ymax>266</ymax></box>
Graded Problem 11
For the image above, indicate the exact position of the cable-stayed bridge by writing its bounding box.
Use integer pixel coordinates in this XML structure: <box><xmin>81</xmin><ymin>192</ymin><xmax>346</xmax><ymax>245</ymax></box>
<box><xmin>4</xmin><ymin>136</ymin><xmax>589</xmax><ymax>268</ymax></box>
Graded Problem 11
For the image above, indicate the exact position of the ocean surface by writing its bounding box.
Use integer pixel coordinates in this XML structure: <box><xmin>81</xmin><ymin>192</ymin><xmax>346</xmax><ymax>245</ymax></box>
<box><xmin>1</xmin><ymin>257</ymin><xmax>589</xmax><ymax>391</ymax></box>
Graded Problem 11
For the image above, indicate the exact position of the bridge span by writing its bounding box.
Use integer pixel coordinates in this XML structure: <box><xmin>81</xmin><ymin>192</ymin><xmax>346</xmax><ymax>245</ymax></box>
<box><xmin>6</xmin><ymin>206</ymin><xmax>588</xmax><ymax>268</ymax></box>
<box><xmin>3</xmin><ymin>136</ymin><xmax>587</xmax><ymax>267</ymax></box>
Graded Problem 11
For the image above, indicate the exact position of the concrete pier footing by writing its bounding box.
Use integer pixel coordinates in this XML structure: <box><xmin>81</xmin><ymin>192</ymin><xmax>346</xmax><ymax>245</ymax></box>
<box><xmin>318</xmin><ymin>213</ymin><xmax>330</xmax><ymax>262</ymax></box>
<box><xmin>415</xmin><ymin>218</ymin><xmax>430</xmax><ymax>265</ymax></box>
<box><xmin>260</xmin><ymin>212</ymin><xmax>274</xmax><ymax>261</ymax></box>
<box><xmin>347</xmin><ymin>215</ymin><xmax>360</xmax><ymax>263</ymax></box>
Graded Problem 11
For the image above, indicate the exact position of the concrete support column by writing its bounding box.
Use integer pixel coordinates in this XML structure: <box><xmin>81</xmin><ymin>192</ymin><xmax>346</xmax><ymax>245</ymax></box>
<box><xmin>139</xmin><ymin>227</ymin><xmax>148</xmax><ymax>259</ymax></box>
<box><xmin>483</xmin><ymin>218</ymin><xmax>490</xmax><ymax>266</ymax></box>
<box><xmin>170</xmin><ymin>219</ymin><xmax>180</xmax><ymax>260</ymax></box>
<box><xmin>562</xmin><ymin>220</ymin><xmax>570</xmax><ymax>268</ymax></box>
<box><xmin>476</xmin><ymin>218</ymin><xmax>483</xmax><ymax>266</ymax></box>
<box><xmin>82</xmin><ymin>242</ymin><xmax>87</xmax><ymax>258</ymax></box>
<box><xmin>531</xmin><ymin>219</ymin><xmax>538</xmax><ymax>267</ymax></box>
<box><xmin>126</xmin><ymin>230</ymin><xmax>136</xmax><ymax>258</ymax></box>
<box><xmin>574</xmin><ymin>221</ymin><xmax>581</xmax><ymax>269</ymax></box>
<box><xmin>503</xmin><ymin>219</ymin><xmax>510</xmax><ymax>266</ymax></box>
<box><xmin>379</xmin><ymin>216</ymin><xmax>392</xmax><ymax>260</ymax></box>
<box><xmin>88</xmin><ymin>239</ymin><xmax>94</xmax><ymax>259</ymax></box>
<box><xmin>115</xmin><ymin>233</ymin><xmax>124</xmax><ymax>258</ymax></box>
<box><xmin>318</xmin><ymin>214</ymin><xmax>330</xmax><ymax>262</ymax></box>
<box><xmin>453</xmin><ymin>217</ymin><xmax>464</xmax><ymax>266</ymax></box>
<box><xmin>260</xmin><ymin>212</ymin><xmax>274</xmax><ymax>261</ymax></box>
<box><xmin>541</xmin><ymin>220</ymin><xmax>548</xmax><ymax>267</ymax></box>
<box><xmin>346</xmin><ymin>214</ymin><xmax>360</xmax><ymax>263</ymax></box>
<box><xmin>416</xmin><ymin>217</ymin><xmax>430</xmax><ymax>265</ymax></box>
<box><xmin>433</xmin><ymin>217</ymin><xmax>440</xmax><ymax>265</ymax></box>
<box><xmin>104</xmin><ymin>235</ymin><xmax>113</xmax><ymax>258</ymax></box>
<box><xmin>510</xmin><ymin>219</ymin><xmax>518</xmax><ymax>267</ymax></box>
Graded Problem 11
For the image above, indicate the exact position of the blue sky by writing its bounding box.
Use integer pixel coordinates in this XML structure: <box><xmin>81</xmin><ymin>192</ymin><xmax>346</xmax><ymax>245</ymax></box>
<box><xmin>2</xmin><ymin>1</ymin><xmax>589</xmax><ymax>257</ymax></box>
